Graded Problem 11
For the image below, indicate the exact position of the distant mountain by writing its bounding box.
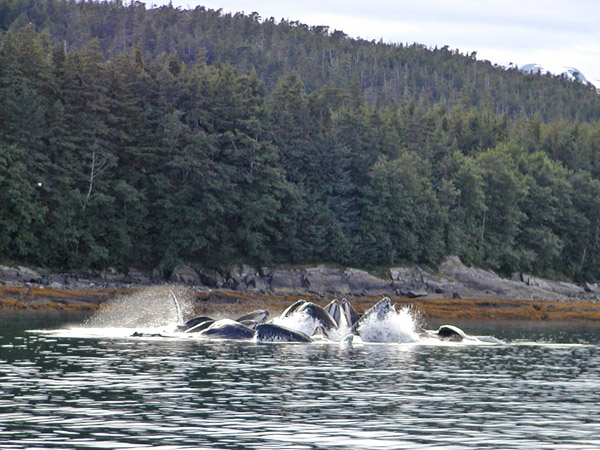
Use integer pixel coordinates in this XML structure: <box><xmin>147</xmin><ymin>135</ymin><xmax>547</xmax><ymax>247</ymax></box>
<box><xmin>561</xmin><ymin>67</ymin><xmax>590</xmax><ymax>84</ymax></box>
<box><xmin>519</xmin><ymin>63</ymin><xmax>548</xmax><ymax>75</ymax></box>
<box><xmin>519</xmin><ymin>63</ymin><xmax>597</xmax><ymax>87</ymax></box>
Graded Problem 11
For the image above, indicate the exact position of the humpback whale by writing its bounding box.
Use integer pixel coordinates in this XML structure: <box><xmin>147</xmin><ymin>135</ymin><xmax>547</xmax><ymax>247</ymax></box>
<box><xmin>297</xmin><ymin>302</ymin><xmax>338</xmax><ymax>330</ymax></box>
<box><xmin>273</xmin><ymin>300</ymin><xmax>340</xmax><ymax>339</ymax></box>
<box><xmin>236</xmin><ymin>310</ymin><xmax>269</xmax><ymax>324</ymax></box>
<box><xmin>200</xmin><ymin>319</ymin><xmax>255</xmax><ymax>339</ymax></box>
<box><xmin>325</xmin><ymin>298</ymin><xmax>360</xmax><ymax>329</ymax></box>
<box><xmin>424</xmin><ymin>324</ymin><xmax>505</xmax><ymax>344</ymax></box>
<box><xmin>352</xmin><ymin>297</ymin><xmax>392</xmax><ymax>332</ymax></box>
<box><xmin>185</xmin><ymin>318</ymin><xmax>215</xmax><ymax>333</ymax></box>
<box><xmin>239</xmin><ymin>320</ymin><xmax>261</xmax><ymax>329</ymax></box>
<box><xmin>256</xmin><ymin>323</ymin><xmax>313</xmax><ymax>343</ymax></box>
<box><xmin>341</xmin><ymin>298</ymin><xmax>360</xmax><ymax>326</ymax></box>
<box><xmin>165</xmin><ymin>296</ymin><xmax>502</xmax><ymax>345</ymax></box>
<box><xmin>280</xmin><ymin>299</ymin><xmax>307</xmax><ymax>318</ymax></box>
<box><xmin>435</xmin><ymin>324</ymin><xmax>468</xmax><ymax>342</ymax></box>
<box><xmin>131</xmin><ymin>331</ymin><xmax>165</xmax><ymax>337</ymax></box>
<box><xmin>178</xmin><ymin>316</ymin><xmax>214</xmax><ymax>332</ymax></box>
<box><xmin>324</xmin><ymin>299</ymin><xmax>341</xmax><ymax>326</ymax></box>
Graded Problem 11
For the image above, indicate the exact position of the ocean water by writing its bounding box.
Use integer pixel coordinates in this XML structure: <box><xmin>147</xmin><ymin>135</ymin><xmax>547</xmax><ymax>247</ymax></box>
<box><xmin>1</xmin><ymin>308</ymin><xmax>600</xmax><ymax>449</ymax></box>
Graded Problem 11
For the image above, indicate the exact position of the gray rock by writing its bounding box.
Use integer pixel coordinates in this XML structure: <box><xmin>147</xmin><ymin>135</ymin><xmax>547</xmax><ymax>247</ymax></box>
<box><xmin>304</xmin><ymin>266</ymin><xmax>351</xmax><ymax>295</ymax></box>
<box><xmin>102</xmin><ymin>267</ymin><xmax>124</xmax><ymax>282</ymax></box>
<box><xmin>390</xmin><ymin>267</ymin><xmax>427</xmax><ymax>283</ymax></box>
<box><xmin>196</xmin><ymin>269</ymin><xmax>228</xmax><ymax>288</ymax></box>
<box><xmin>246</xmin><ymin>267</ymin><xmax>271</xmax><ymax>291</ymax></box>
<box><xmin>230</xmin><ymin>264</ymin><xmax>256</xmax><ymax>282</ymax></box>
<box><xmin>269</xmin><ymin>269</ymin><xmax>307</xmax><ymax>293</ymax></box>
<box><xmin>407</xmin><ymin>290</ymin><xmax>428</xmax><ymax>298</ymax></box>
<box><xmin>438</xmin><ymin>256</ymin><xmax>593</xmax><ymax>301</ymax></box>
<box><xmin>27</xmin><ymin>267</ymin><xmax>44</xmax><ymax>282</ymax></box>
<box><xmin>390</xmin><ymin>266</ymin><xmax>450</xmax><ymax>296</ymax></box>
<box><xmin>556</xmin><ymin>281</ymin><xmax>585</xmax><ymax>294</ymax></box>
<box><xmin>433</xmin><ymin>286</ymin><xmax>446</xmax><ymax>294</ymax></box>
<box><xmin>440</xmin><ymin>256</ymin><xmax>501</xmax><ymax>283</ymax></box>
<box><xmin>169</xmin><ymin>265</ymin><xmax>202</xmax><ymax>285</ymax></box>
<box><xmin>0</xmin><ymin>265</ymin><xmax>43</xmax><ymax>283</ymax></box>
<box><xmin>44</xmin><ymin>273</ymin><xmax>67</xmax><ymax>286</ymax></box>
<box><xmin>511</xmin><ymin>272</ymin><xmax>523</xmax><ymax>282</ymax></box>
<box><xmin>522</xmin><ymin>274</ymin><xmax>551</xmax><ymax>289</ymax></box>
<box><xmin>123</xmin><ymin>268</ymin><xmax>150</xmax><ymax>284</ymax></box>
<box><xmin>543</xmin><ymin>280</ymin><xmax>586</xmax><ymax>298</ymax></box>
<box><xmin>229</xmin><ymin>264</ymin><xmax>268</xmax><ymax>290</ymax></box>
<box><xmin>439</xmin><ymin>256</ymin><xmax>530</xmax><ymax>298</ymax></box>
<box><xmin>151</xmin><ymin>264</ymin><xmax>166</xmax><ymax>282</ymax></box>
<box><xmin>66</xmin><ymin>279</ymin><xmax>95</xmax><ymax>289</ymax></box>
<box><xmin>344</xmin><ymin>268</ymin><xmax>391</xmax><ymax>295</ymax></box>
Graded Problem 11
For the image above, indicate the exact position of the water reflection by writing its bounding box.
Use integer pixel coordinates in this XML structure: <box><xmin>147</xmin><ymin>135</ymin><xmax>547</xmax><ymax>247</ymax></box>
<box><xmin>1</xmin><ymin>312</ymin><xmax>600</xmax><ymax>449</ymax></box>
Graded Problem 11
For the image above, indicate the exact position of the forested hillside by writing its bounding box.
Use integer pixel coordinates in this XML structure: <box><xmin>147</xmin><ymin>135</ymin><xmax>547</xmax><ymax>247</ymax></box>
<box><xmin>1</xmin><ymin>0</ymin><xmax>600</xmax><ymax>282</ymax></box>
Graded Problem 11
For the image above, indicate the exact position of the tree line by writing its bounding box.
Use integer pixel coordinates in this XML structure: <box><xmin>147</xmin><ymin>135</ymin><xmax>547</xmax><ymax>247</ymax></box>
<box><xmin>1</xmin><ymin>1</ymin><xmax>599</xmax><ymax>282</ymax></box>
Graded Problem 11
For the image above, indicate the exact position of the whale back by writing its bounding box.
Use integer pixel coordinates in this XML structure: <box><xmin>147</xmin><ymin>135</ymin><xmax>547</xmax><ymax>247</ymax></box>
<box><xmin>200</xmin><ymin>319</ymin><xmax>255</xmax><ymax>339</ymax></box>
<box><xmin>184</xmin><ymin>318</ymin><xmax>215</xmax><ymax>333</ymax></box>
<box><xmin>298</xmin><ymin>302</ymin><xmax>338</xmax><ymax>331</ymax></box>
<box><xmin>256</xmin><ymin>323</ymin><xmax>312</xmax><ymax>343</ymax></box>
<box><xmin>436</xmin><ymin>324</ymin><xmax>467</xmax><ymax>342</ymax></box>
<box><xmin>236</xmin><ymin>310</ymin><xmax>269</xmax><ymax>324</ymax></box>
<box><xmin>178</xmin><ymin>316</ymin><xmax>214</xmax><ymax>332</ymax></box>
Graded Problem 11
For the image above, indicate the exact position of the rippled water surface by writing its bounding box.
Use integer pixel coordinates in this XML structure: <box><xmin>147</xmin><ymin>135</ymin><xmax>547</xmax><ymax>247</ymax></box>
<box><xmin>2</xmin><ymin>311</ymin><xmax>600</xmax><ymax>449</ymax></box>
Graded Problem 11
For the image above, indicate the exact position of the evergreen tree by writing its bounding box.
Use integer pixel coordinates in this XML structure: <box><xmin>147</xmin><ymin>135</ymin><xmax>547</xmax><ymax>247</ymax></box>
<box><xmin>0</xmin><ymin>3</ymin><xmax>599</xmax><ymax>281</ymax></box>
<box><xmin>355</xmin><ymin>152</ymin><xmax>444</xmax><ymax>266</ymax></box>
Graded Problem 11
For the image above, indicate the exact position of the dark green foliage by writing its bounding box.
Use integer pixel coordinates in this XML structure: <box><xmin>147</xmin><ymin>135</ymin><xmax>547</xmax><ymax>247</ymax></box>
<box><xmin>0</xmin><ymin>144</ymin><xmax>46</xmax><ymax>260</ymax></box>
<box><xmin>355</xmin><ymin>153</ymin><xmax>444</xmax><ymax>266</ymax></box>
<box><xmin>0</xmin><ymin>1</ymin><xmax>600</xmax><ymax>282</ymax></box>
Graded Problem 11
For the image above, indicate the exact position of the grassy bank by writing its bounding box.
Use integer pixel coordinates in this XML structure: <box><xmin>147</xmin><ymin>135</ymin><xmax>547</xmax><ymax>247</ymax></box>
<box><xmin>193</xmin><ymin>290</ymin><xmax>600</xmax><ymax>322</ymax></box>
<box><xmin>0</xmin><ymin>286</ymin><xmax>127</xmax><ymax>311</ymax></box>
<box><xmin>1</xmin><ymin>286</ymin><xmax>600</xmax><ymax>322</ymax></box>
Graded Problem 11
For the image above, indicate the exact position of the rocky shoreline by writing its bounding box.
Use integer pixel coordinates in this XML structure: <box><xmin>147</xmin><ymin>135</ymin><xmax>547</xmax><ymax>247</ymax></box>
<box><xmin>1</xmin><ymin>256</ymin><xmax>600</xmax><ymax>320</ymax></box>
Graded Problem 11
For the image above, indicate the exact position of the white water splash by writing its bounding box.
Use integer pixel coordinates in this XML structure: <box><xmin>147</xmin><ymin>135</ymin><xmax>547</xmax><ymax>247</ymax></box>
<box><xmin>272</xmin><ymin>303</ymin><xmax>420</xmax><ymax>343</ymax></box>
<box><xmin>272</xmin><ymin>313</ymin><xmax>320</xmax><ymax>337</ymax></box>
<box><xmin>357</xmin><ymin>306</ymin><xmax>420</xmax><ymax>343</ymax></box>
<box><xmin>336</xmin><ymin>310</ymin><xmax>353</xmax><ymax>341</ymax></box>
<box><xmin>85</xmin><ymin>286</ymin><xmax>193</xmax><ymax>329</ymax></box>
<box><xmin>272</xmin><ymin>308</ymin><xmax>353</xmax><ymax>342</ymax></box>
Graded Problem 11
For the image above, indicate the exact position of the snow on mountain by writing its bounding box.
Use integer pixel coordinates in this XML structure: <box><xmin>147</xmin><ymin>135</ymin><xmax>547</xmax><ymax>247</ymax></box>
<box><xmin>519</xmin><ymin>63</ymin><xmax>549</xmax><ymax>75</ymax></box>
<box><xmin>560</xmin><ymin>67</ymin><xmax>589</xmax><ymax>83</ymax></box>
<box><xmin>519</xmin><ymin>63</ymin><xmax>598</xmax><ymax>89</ymax></box>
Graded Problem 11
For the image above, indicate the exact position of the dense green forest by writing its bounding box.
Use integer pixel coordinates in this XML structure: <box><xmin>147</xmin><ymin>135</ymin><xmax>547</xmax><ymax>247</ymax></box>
<box><xmin>1</xmin><ymin>0</ymin><xmax>600</xmax><ymax>281</ymax></box>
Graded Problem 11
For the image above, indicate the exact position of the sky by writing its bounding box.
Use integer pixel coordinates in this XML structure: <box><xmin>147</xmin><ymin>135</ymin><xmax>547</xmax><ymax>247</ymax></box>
<box><xmin>145</xmin><ymin>0</ymin><xmax>600</xmax><ymax>87</ymax></box>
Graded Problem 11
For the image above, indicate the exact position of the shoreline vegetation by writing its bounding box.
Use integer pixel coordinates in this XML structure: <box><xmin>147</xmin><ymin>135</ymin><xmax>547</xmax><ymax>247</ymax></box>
<box><xmin>2</xmin><ymin>256</ymin><xmax>599</xmax><ymax>321</ymax></box>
